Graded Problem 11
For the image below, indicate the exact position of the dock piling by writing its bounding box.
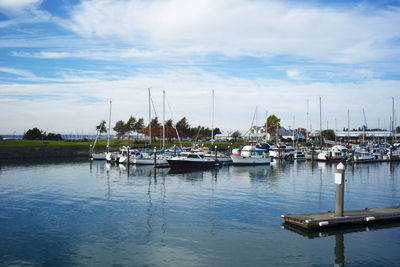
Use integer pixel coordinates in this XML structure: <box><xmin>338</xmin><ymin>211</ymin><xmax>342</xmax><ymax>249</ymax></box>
<box><xmin>154</xmin><ymin>147</ymin><xmax>157</xmax><ymax>168</ymax></box>
<box><xmin>335</xmin><ymin>162</ymin><xmax>345</xmax><ymax>217</ymax></box>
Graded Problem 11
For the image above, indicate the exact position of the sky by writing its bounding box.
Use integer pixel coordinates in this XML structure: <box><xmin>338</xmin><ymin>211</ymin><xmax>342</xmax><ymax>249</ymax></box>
<box><xmin>1</xmin><ymin>0</ymin><xmax>400</xmax><ymax>135</ymax></box>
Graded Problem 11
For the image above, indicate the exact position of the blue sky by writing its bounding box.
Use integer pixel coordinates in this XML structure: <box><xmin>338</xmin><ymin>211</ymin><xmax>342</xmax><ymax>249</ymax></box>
<box><xmin>1</xmin><ymin>0</ymin><xmax>400</xmax><ymax>135</ymax></box>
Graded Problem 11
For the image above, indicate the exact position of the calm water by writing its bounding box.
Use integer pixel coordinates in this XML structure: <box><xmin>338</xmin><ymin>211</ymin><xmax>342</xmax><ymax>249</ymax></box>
<box><xmin>1</xmin><ymin>159</ymin><xmax>399</xmax><ymax>266</ymax></box>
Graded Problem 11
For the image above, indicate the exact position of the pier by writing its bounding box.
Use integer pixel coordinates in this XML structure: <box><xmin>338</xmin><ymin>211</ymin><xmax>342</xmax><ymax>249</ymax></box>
<box><xmin>281</xmin><ymin>206</ymin><xmax>400</xmax><ymax>230</ymax></box>
<box><xmin>281</xmin><ymin>162</ymin><xmax>400</xmax><ymax>230</ymax></box>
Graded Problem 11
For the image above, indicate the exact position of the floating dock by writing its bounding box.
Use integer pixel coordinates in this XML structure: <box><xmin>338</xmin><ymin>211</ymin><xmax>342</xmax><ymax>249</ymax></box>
<box><xmin>281</xmin><ymin>206</ymin><xmax>400</xmax><ymax>230</ymax></box>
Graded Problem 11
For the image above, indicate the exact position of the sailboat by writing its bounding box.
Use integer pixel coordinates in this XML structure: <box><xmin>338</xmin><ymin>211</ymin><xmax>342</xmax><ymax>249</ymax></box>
<box><xmin>92</xmin><ymin>101</ymin><xmax>112</xmax><ymax>160</ymax></box>
<box><xmin>134</xmin><ymin>89</ymin><xmax>169</xmax><ymax>166</ymax></box>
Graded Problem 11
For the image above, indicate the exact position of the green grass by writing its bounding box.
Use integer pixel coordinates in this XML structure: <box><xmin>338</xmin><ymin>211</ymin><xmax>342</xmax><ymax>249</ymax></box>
<box><xmin>0</xmin><ymin>139</ymin><xmax>241</xmax><ymax>148</ymax></box>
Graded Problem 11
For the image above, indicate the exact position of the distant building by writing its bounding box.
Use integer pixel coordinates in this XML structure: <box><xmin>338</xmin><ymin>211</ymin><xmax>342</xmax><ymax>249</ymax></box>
<box><xmin>243</xmin><ymin>126</ymin><xmax>305</xmax><ymax>142</ymax></box>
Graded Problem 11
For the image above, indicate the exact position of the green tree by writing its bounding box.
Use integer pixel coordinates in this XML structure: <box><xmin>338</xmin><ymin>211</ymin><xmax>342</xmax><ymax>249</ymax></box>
<box><xmin>23</xmin><ymin>128</ymin><xmax>44</xmax><ymax>140</ymax></box>
<box><xmin>113</xmin><ymin>120</ymin><xmax>126</xmax><ymax>139</ymax></box>
<box><xmin>134</xmin><ymin>118</ymin><xmax>145</xmax><ymax>133</ymax></box>
<box><xmin>213</xmin><ymin>128</ymin><xmax>221</xmax><ymax>137</ymax></box>
<box><xmin>46</xmin><ymin>133</ymin><xmax>63</xmax><ymax>141</ymax></box>
<box><xmin>165</xmin><ymin>119</ymin><xmax>173</xmax><ymax>127</ymax></box>
<box><xmin>266</xmin><ymin>115</ymin><xmax>281</xmax><ymax>134</ymax></box>
<box><xmin>176</xmin><ymin>117</ymin><xmax>190</xmax><ymax>136</ymax></box>
<box><xmin>125</xmin><ymin>116</ymin><xmax>137</xmax><ymax>135</ymax></box>
<box><xmin>321</xmin><ymin>129</ymin><xmax>336</xmax><ymax>141</ymax></box>
<box><xmin>96</xmin><ymin>120</ymin><xmax>107</xmax><ymax>134</ymax></box>
<box><xmin>151</xmin><ymin>117</ymin><xmax>160</xmax><ymax>126</ymax></box>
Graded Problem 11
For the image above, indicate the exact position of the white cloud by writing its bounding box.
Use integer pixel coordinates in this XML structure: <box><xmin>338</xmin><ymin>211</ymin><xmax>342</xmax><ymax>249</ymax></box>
<box><xmin>0</xmin><ymin>67</ymin><xmax>36</xmax><ymax>78</ymax></box>
<box><xmin>57</xmin><ymin>0</ymin><xmax>400</xmax><ymax>64</ymax></box>
<box><xmin>0</xmin><ymin>0</ymin><xmax>50</xmax><ymax>28</ymax></box>
<box><xmin>0</xmin><ymin>68</ymin><xmax>399</xmax><ymax>134</ymax></box>
<box><xmin>286</xmin><ymin>69</ymin><xmax>304</xmax><ymax>80</ymax></box>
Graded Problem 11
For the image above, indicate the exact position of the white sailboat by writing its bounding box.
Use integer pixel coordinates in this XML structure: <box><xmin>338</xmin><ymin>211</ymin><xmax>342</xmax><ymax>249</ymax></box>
<box><xmin>135</xmin><ymin>89</ymin><xmax>169</xmax><ymax>166</ymax></box>
<box><xmin>92</xmin><ymin>101</ymin><xmax>112</xmax><ymax>160</ymax></box>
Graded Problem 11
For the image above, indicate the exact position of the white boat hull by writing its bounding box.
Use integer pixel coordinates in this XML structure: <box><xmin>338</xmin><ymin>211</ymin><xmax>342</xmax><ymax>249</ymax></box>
<box><xmin>230</xmin><ymin>155</ymin><xmax>272</xmax><ymax>165</ymax></box>
<box><xmin>91</xmin><ymin>153</ymin><xmax>106</xmax><ymax>160</ymax></box>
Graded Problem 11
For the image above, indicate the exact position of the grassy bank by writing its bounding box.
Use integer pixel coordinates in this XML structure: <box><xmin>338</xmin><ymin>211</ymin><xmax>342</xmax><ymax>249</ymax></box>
<box><xmin>0</xmin><ymin>139</ymin><xmax>242</xmax><ymax>149</ymax></box>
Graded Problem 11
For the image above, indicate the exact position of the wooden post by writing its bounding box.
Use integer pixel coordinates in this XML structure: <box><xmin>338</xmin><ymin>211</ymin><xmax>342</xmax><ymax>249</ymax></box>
<box><xmin>127</xmin><ymin>147</ymin><xmax>130</xmax><ymax>167</ymax></box>
<box><xmin>174</xmin><ymin>145</ymin><xmax>176</xmax><ymax>156</ymax></box>
<box><xmin>154</xmin><ymin>147</ymin><xmax>157</xmax><ymax>168</ymax></box>
<box><xmin>335</xmin><ymin>162</ymin><xmax>345</xmax><ymax>217</ymax></box>
<box><xmin>215</xmin><ymin>145</ymin><xmax>218</xmax><ymax>161</ymax></box>
<box><xmin>89</xmin><ymin>144</ymin><xmax>92</xmax><ymax>158</ymax></box>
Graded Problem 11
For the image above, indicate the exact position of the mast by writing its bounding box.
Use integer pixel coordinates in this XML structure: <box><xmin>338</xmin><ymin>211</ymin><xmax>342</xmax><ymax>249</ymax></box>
<box><xmin>211</xmin><ymin>90</ymin><xmax>214</xmax><ymax>146</ymax></box>
<box><xmin>319</xmin><ymin>96</ymin><xmax>322</xmax><ymax>147</ymax></box>
<box><xmin>163</xmin><ymin>90</ymin><xmax>165</xmax><ymax>148</ymax></box>
<box><xmin>265</xmin><ymin>111</ymin><xmax>268</xmax><ymax>143</ymax></box>
<box><xmin>148</xmin><ymin>88</ymin><xmax>151</xmax><ymax>145</ymax></box>
<box><xmin>306</xmin><ymin>99</ymin><xmax>309</xmax><ymax>143</ymax></box>
<box><xmin>393</xmin><ymin>97</ymin><xmax>395</xmax><ymax>143</ymax></box>
<box><xmin>347</xmin><ymin>109</ymin><xmax>350</xmax><ymax>144</ymax></box>
<box><xmin>293</xmin><ymin>115</ymin><xmax>295</xmax><ymax>148</ymax></box>
<box><xmin>107</xmin><ymin>100</ymin><xmax>112</xmax><ymax>152</ymax></box>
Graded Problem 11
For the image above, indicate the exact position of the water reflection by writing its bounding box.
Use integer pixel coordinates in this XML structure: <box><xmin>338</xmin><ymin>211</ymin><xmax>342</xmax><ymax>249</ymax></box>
<box><xmin>0</xmin><ymin>159</ymin><xmax>399</xmax><ymax>266</ymax></box>
<box><xmin>283</xmin><ymin>221</ymin><xmax>400</xmax><ymax>267</ymax></box>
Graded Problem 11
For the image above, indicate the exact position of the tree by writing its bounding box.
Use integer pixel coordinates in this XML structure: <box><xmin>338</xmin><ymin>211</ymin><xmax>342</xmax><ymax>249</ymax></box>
<box><xmin>113</xmin><ymin>120</ymin><xmax>126</xmax><ymax>139</ymax></box>
<box><xmin>165</xmin><ymin>119</ymin><xmax>173</xmax><ymax>127</ymax></box>
<box><xmin>46</xmin><ymin>133</ymin><xmax>63</xmax><ymax>141</ymax></box>
<box><xmin>134</xmin><ymin>118</ymin><xmax>144</xmax><ymax>133</ymax></box>
<box><xmin>96</xmin><ymin>120</ymin><xmax>107</xmax><ymax>134</ymax></box>
<box><xmin>23</xmin><ymin>128</ymin><xmax>44</xmax><ymax>140</ymax></box>
<box><xmin>176</xmin><ymin>117</ymin><xmax>190</xmax><ymax>137</ymax></box>
<box><xmin>213</xmin><ymin>128</ymin><xmax>221</xmax><ymax>137</ymax></box>
<box><xmin>231</xmin><ymin>130</ymin><xmax>241</xmax><ymax>141</ymax></box>
<box><xmin>321</xmin><ymin>129</ymin><xmax>336</xmax><ymax>141</ymax></box>
<box><xmin>266</xmin><ymin>115</ymin><xmax>281</xmax><ymax>134</ymax></box>
<box><xmin>151</xmin><ymin>117</ymin><xmax>160</xmax><ymax>126</ymax></box>
<box><xmin>125</xmin><ymin>116</ymin><xmax>137</xmax><ymax>135</ymax></box>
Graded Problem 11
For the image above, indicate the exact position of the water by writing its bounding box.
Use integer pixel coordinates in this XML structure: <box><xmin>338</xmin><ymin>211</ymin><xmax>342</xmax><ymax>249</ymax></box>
<box><xmin>0</xmin><ymin>160</ymin><xmax>399</xmax><ymax>266</ymax></box>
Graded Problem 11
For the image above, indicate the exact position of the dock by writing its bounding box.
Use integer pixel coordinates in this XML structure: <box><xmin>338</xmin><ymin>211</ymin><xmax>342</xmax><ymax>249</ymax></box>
<box><xmin>281</xmin><ymin>206</ymin><xmax>400</xmax><ymax>230</ymax></box>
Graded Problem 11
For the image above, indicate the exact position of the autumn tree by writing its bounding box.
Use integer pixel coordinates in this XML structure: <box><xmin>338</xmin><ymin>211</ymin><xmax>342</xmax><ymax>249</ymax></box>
<box><xmin>231</xmin><ymin>130</ymin><xmax>241</xmax><ymax>141</ymax></box>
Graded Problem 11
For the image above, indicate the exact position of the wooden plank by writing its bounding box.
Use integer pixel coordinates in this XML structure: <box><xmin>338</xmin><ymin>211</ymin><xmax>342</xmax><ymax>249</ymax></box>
<box><xmin>281</xmin><ymin>206</ymin><xmax>400</xmax><ymax>230</ymax></box>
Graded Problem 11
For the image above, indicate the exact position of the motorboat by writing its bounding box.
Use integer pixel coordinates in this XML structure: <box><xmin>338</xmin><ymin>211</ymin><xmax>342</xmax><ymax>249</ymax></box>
<box><xmin>167</xmin><ymin>153</ymin><xmax>220</xmax><ymax>169</ymax></box>
<box><xmin>269</xmin><ymin>144</ymin><xmax>294</xmax><ymax>159</ymax></box>
<box><xmin>230</xmin><ymin>145</ymin><xmax>273</xmax><ymax>165</ymax></box>
<box><xmin>203</xmin><ymin>151</ymin><xmax>232</xmax><ymax>163</ymax></box>
<box><xmin>294</xmin><ymin>149</ymin><xmax>306</xmax><ymax>160</ymax></box>
<box><xmin>317</xmin><ymin>145</ymin><xmax>348</xmax><ymax>162</ymax></box>
<box><xmin>353</xmin><ymin>149</ymin><xmax>375</xmax><ymax>163</ymax></box>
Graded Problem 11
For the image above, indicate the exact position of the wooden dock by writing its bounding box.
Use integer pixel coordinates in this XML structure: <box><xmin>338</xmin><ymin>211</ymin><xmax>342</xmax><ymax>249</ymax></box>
<box><xmin>281</xmin><ymin>206</ymin><xmax>400</xmax><ymax>230</ymax></box>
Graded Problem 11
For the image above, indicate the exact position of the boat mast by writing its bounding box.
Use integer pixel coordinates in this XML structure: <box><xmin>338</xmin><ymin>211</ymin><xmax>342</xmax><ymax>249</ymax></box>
<box><xmin>293</xmin><ymin>115</ymin><xmax>295</xmax><ymax>148</ymax></box>
<box><xmin>319</xmin><ymin>96</ymin><xmax>322</xmax><ymax>147</ymax></box>
<box><xmin>392</xmin><ymin>97</ymin><xmax>395</xmax><ymax>143</ymax></box>
<box><xmin>211</xmin><ymin>89</ymin><xmax>214</xmax><ymax>146</ymax></box>
<box><xmin>347</xmin><ymin>109</ymin><xmax>350</xmax><ymax>144</ymax></box>
<box><xmin>306</xmin><ymin>99</ymin><xmax>309</xmax><ymax>143</ymax></box>
<box><xmin>163</xmin><ymin>90</ymin><xmax>165</xmax><ymax>148</ymax></box>
<box><xmin>107</xmin><ymin>100</ymin><xmax>112</xmax><ymax>152</ymax></box>
<box><xmin>265</xmin><ymin>111</ymin><xmax>268</xmax><ymax>143</ymax></box>
<box><xmin>148</xmin><ymin>88</ymin><xmax>151</xmax><ymax>146</ymax></box>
